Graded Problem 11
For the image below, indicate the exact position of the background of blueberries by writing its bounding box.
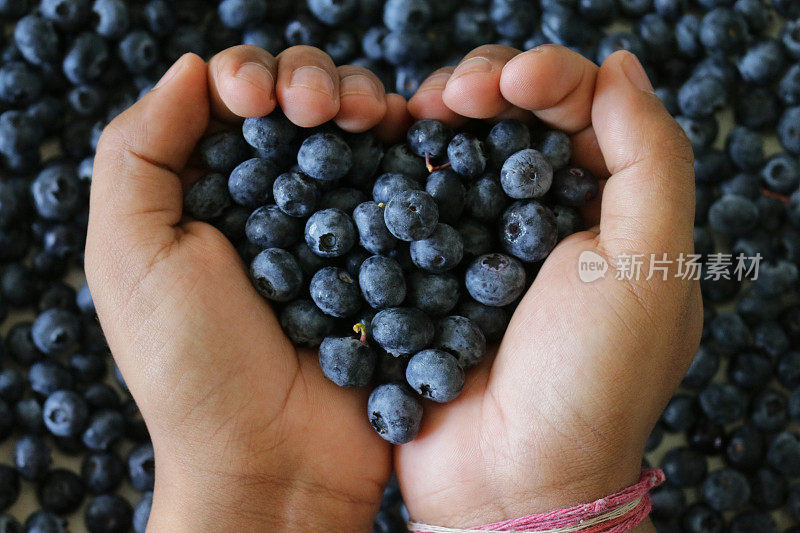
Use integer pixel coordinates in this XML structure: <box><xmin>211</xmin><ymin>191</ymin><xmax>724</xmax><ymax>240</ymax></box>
<box><xmin>0</xmin><ymin>0</ymin><xmax>799</xmax><ymax>532</ymax></box>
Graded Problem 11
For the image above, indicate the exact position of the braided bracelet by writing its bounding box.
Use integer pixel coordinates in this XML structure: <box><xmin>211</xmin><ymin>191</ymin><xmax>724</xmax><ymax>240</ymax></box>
<box><xmin>407</xmin><ymin>468</ymin><xmax>665</xmax><ymax>533</ymax></box>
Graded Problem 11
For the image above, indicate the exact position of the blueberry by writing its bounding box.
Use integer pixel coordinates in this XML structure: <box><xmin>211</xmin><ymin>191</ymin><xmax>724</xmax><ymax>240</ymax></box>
<box><xmin>309</xmin><ymin>266</ymin><xmax>361</xmax><ymax>318</ymax></box>
<box><xmin>500</xmin><ymin>149</ymin><xmax>553</xmax><ymax>199</ymax></box>
<box><xmin>37</xmin><ymin>468</ymin><xmax>85</xmax><ymax>514</ymax></box>
<box><xmin>297</xmin><ymin>133</ymin><xmax>352</xmax><ymax>181</ymax></box>
<box><xmin>725</xmin><ymin>127</ymin><xmax>764</xmax><ymax>171</ymax></box>
<box><xmin>676</xmin><ymin>115</ymin><xmax>719</xmax><ymax>151</ymax></box>
<box><xmin>279</xmin><ymin>300</ymin><xmax>337</xmax><ymax>347</ymax></box>
<box><xmin>133</xmin><ymin>492</ymin><xmax>152</xmax><ymax>533</ymax></box>
<box><xmin>380</xmin><ymin>144</ymin><xmax>428</xmax><ymax>183</ymax></box>
<box><xmin>407</xmin><ymin>119</ymin><xmax>450</xmax><ymax>160</ymax></box>
<box><xmin>245</xmin><ymin>205</ymin><xmax>303</xmax><ymax>248</ymax></box>
<box><xmin>269</xmin><ymin>170</ymin><xmax>318</xmax><ymax>217</ymax></box>
<box><xmin>351</xmin><ymin>202</ymin><xmax>397</xmax><ymax>255</ymax></box>
<box><xmin>550</xmin><ymin>166</ymin><xmax>599</xmax><ymax>207</ymax></box>
<box><xmin>24</xmin><ymin>511</ymin><xmax>65</xmax><ymax>533</ymax></box>
<box><xmin>405</xmin><ymin>271</ymin><xmax>459</xmax><ymax>316</ymax></box>
<box><xmin>761</xmin><ymin>153</ymin><xmax>800</xmax><ymax>194</ymax></box>
<box><xmin>227</xmin><ymin>158</ymin><xmax>278</xmax><ymax>208</ymax></box>
<box><xmin>217</xmin><ymin>0</ymin><xmax>267</xmax><ymax>29</ymax></box>
<box><xmin>699</xmin><ymin>8</ymin><xmax>748</xmax><ymax>54</ymax></box>
<box><xmin>183</xmin><ymin>173</ymin><xmax>232</xmax><ymax>221</ymax></box>
<box><xmin>14</xmin><ymin>434</ymin><xmax>51</xmax><ymax>481</ymax></box>
<box><xmin>678</xmin><ymin>76</ymin><xmax>727</xmax><ymax>119</ymax></box>
<box><xmin>304</xmin><ymin>208</ymin><xmax>356</xmax><ymax>258</ymax></box>
<box><xmin>465</xmin><ymin>253</ymin><xmax>525</xmax><ymax>307</ymax></box>
<box><xmin>342</xmin><ymin>131</ymin><xmax>384</xmax><ymax>187</ymax></box>
<box><xmin>91</xmin><ymin>0</ymin><xmax>130</xmax><ymax>38</ymax></box>
<box><xmin>248</xmin><ymin>248</ymin><xmax>303</xmax><ymax>302</ymax></box>
<box><xmin>708</xmin><ymin>195</ymin><xmax>759</xmax><ymax>237</ymax></box>
<box><xmin>41</xmin><ymin>0</ymin><xmax>90</xmax><ymax>29</ymax></box>
<box><xmin>737</xmin><ymin>39</ymin><xmax>785</xmax><ymax>85</ymax></box>
<box><xmin>661</xmin><ymin>447</ymin><xmax>707</xmax><ymax>487</ymax></box>
<box><xmin>284</xmin><ymin>14</ymin><xmax>323</xmax><ymax>47</ymax></box>
<box><xmin>735</xmin><ymin>86</ymin><xmax>779</xmax><ymax>131</ymax></box>
<box><xmin>406</xmin><ymin>349</ymin><xmax>464</xmax><ymax>403</ymax></box>
<box><xmin>383</xmin><ymin>0</ymin><xmax>431</xmax><ymax>32</ymax></box>
<box><xmin>84</xmin><ymin>494</ymin><xmax>133</xmax><ymax>533</ymax></box>
<box><xmin>447</xmin><ymin>133</ymin><xmax>486</xmax><ymax>179</ymax></box>
<box><xmin>128</xmin><ymin>443</ymin><xmax>155</xmax><ymax>492</ymax></box>
<box><xmin>0</xmin><ymin>466</ymin><xmax>18</xmax><ymax>512</ymax></box>
<box><xmin>79</xmin><ymin>451</ymin><xmax>124</xmax><ymax>495</ymax></box>
<box><xmin>43</xmin><ymin>390</ymin><xmax>89</xmax><ymax>438</ymax></box>
<box><xmin>243</xmin><ymin>26</ymin><xmax>285</xmax><ymax>55</ymax></box>
<box><xmin>359</xmin><ymin>255</ymin><xmax>406</xmax><ymax>310</ymax></box>
<box><xmin>661</xmin><ymin>394</ymin><xmax>697</xmax><ymax>432</ymax></box>
<box><xmin>457</xmin><ymin>219</ymin><xmax>493</xmax><ymax>258</ymax></box>
<box><xmin>767</xmin><ymin>431</ymin><xmax>800</xmax><ymax>477</ymax></box>
<box><xmin>31</xmin><ymin>309</ymin><xmax>81</xmax><ymax>356</ymax></box>
<box><xmin>681</xmin><ymin>503</ymin><xmax>723</xmax><ymax>533</ymax></box>
<box><xmin>372</xmin><ymin>173</ymin><xmax>421</xmax><ymax>205</ymax></box>
<box><xmin>384</xmin><ymin>190</ymin><xmax>439</xmax><ymax>242</ymax></box>
<box><xmin>729</xmin><ymin>511</ymin><xmax>776</xmax><ymax>533</ymax></box>
<box><xmin>782</xmin><ymin>19</ymin><xmax>800</xmax><ymax>59</ymax></box>
<box><xmin>433</xmin><ymin>315</ymin><xmax>487</xmax><ymax>369</ymax></box>
<box><xmin>682</xmin><ymin>345</ymin><xmax>719</xmax><ymax>389</ymax></box>
<box><xmin>242</xmin><ymin>112</ymin><xmax>299</xmax><ymax>163</ymax></box>
<box><xmin>778</xmin><ymin>107</ymin><xmax>800</xmax><ymax>156</ymax></box>
<box><xmin>368</xmin><ymin>383</ymin><xmax>423</xmax><ymax>444</ymax></box>
<box><xmin>62</xmin><ymin>33</ymin><xmax>108</xmax><ymax>84</ymax></box>
<box><xmin>371</xmin><ymin>307</ymin><xmax>434</xmax><ymax>357</ymax></box>
<box><xmin>727</xmin><ymin>351</ymin><xmax>771</xmax><ymax>390</ymax></box>
<box><xmin>650</xmin><ymin>484</ymin><xmax>686</xmax><ymax>520</ymax></box>
<box><xmin>318</xmin><ymin>337</ymin><xmax>375</xmax><ymax>388</ymax></box>
<box><xmin>699</xmin><ymin>382</ymin><xmax>746</xmax><ymax>426</ymax></box>
<box><xmin>500</xmin><ymin>201</ymin><xmax>558</xmax><ymax>263</ymax></box>
<box><xmin>702</xmin><ymin>468</ymin><xmax>750</xmax><ymax>511</ymax></box>
<box><xmin>14</xmin><ymin>15</ymin><xmax>59</xmax><ymax>66</ymax></box>
<box><xmin>749</xmin><ymin>467</ymin><xmax>786</xmax><ymax>510</ymax></box>
<box><xmin>425</xmin><ymin>169</ymin><xmax>465</xmax><ymax>224</ymax></box>
<box><xmin>81</xmin><ymin>410</ymin><xmax>125</xmax><ymax>451</ymax></box>
<box><xmin>16</xmin><ymin>398</ymin><xmax>45</xmax><ymax>435</ymax></box>
<box><xmin>409</xmin><ymin>223</ymin><xmax>463</xmax><ymax>273</ymax></box>
<box><xmin>486</xmin><ymin>120</ymin><xmax>530</xmax><ymax>168</ymax></box>
<box><xmin>0</xmin><ymin>369</ymin><xmax>23</xmax><ymax>404</ymax></box>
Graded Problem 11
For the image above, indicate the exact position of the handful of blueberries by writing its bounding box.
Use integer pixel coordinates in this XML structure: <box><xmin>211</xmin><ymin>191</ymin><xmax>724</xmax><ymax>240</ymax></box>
<box><xmin>184</xmin><ymin>113</ymin><xmax>599</xmax><ymax>444</ymax></box>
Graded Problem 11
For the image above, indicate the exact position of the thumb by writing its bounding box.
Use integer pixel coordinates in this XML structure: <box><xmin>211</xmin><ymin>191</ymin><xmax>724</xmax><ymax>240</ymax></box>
<box><xmin>592</xmin><ymin>51</ymin><xmax>695</xmax><ymax>258</ymax></box>
<box><xmin>86</xmin><ymin>53</ymin><xmax>210</xmax><ymax>297</ymax></box>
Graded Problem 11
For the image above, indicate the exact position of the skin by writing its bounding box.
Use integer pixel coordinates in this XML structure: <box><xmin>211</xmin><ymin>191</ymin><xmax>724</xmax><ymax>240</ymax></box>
<box><xmin>86</xmin><ymin>44</ymin><xmax>700</xmax><ymax>532</ymax></box>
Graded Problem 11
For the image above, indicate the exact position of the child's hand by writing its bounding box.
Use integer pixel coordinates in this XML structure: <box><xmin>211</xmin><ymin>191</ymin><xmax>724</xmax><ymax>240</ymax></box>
<box><xmin>85</xmin><ymin>46</ymin><xmax>410</xmax><ymax>531</ymax></box>
<box><xmin>396</xmin><ymin>45</ymin><xmax>702</xmax><ymax>531</ymax></box>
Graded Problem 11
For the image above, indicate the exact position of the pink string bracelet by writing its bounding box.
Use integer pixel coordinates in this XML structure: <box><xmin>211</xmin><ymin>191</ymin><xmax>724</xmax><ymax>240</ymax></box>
<box><xmin>407</xmin><ymin>468</ymin><xmax>665</xmax><ymax>533</ymax></box>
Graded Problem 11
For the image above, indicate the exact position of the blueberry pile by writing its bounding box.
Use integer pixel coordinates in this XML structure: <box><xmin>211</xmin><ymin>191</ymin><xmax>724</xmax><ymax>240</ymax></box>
<box><xmin>0</xmin><ymin>0</ymin><xmax>796</xmax><ymax>532</ymax></box>
<box><xmin>185</xmin><ymin>114</ymin><xmax>593</xmax><ymax>446</ymax></box>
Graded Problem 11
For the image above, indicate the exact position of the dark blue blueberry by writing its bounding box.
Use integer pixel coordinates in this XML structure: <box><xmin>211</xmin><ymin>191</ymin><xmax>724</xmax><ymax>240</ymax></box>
<box><xmin>405</xmin><ymin>271</ymin><xmax>459</xmax><ymax>316</ymax></box>
<box><xmin>753</xmin><ymin>260</ymin><xmax>798</xmax><ymax>298</ymax></box>
<box><xmin>550</xmin><ymin>166</ymin><xmax>599</xmax><ymax>207</ymax></box>
<box><xmin>63</xmin><ymin>33</ymin><xmax>108</xmax><ymax>84</ymax></box>
<box><xmin>304</xmin><ymin>208</ymin><xmax>356</xmax><ymax>258</ymax></box>
<box><xmin>725</xmin><ymin>127</ymin><xmax>764</xmax><ymax>171</ymax></box>
<box><xmin>486</xmin><ymin>120</ymin><xmax>530</xmax><ymax>169</ymax></box>
<box><xmin>184</xmin><ymin>173</ymin><xmax>231</xmax><ymax>221</ymax></box>
<box><xmin>500</xmin><ymin>201</ymin><xmax>558</xmax><ymax>263</ymax></box>
<box><xmin>36</xmin><ymin>468</ymin><xmax>84</xmax><ymax>514</ymax></box>
<box><xmin>407</xmin><ymin>119</ymin><xmax>450</xmax><ymax>160</ymax></box>
<box><xmin>228</xmin><ymin>158</ymin><xmax>278</xmax><ymax>208</ymax></box>
<box><xmin>380</xmin><ymin>144</ymin><xmax>427</xmax><ymax>182</ymax></box>
<box><xmin>383</xmin><ymin>0</ymin><xmax>431</xmax><ymax>32</ymax></box>
<box><xmin>553</xmin><ymin>205</ymin><xmax>584</xmax><ymax>241</ymax></box>
<box><xmin>490</xmin><ymin>0</ymin><xmax>537</xmax><ymax>38</ymax></box>
<box><xmin>406</xmin><ymin>349</ymin><xmax>464</xmax><ymax>403</ymax></box>
<box><xmin>699</xmin><ymin>8</ymin><xmax>748</xmax><ymax>54</ymax></box>
<box><xmin>751</xmin><ymin>389</ymin><xmax>788</xmax><ymax>433</ymax></box>
<box><xmin>596</xmin><ymin>32</ymin><xmax>646</xmax><ymax>65</ymax></box>
<box><xmin>727</xmin><ymin>351</ymin><xmax>771</xmax><ymax>390</ymax></box>
<box><xmin>702</xmin><ymin>468</ymin><xmax>750</xmax><ymax>511</ymax></box>
<box><xmin>84</xmin><ymin>494</ymin><xmax>133</xmax><ymax>533</ymax></box>
<box><xmin>655</xmin><ymin>86</ymin><xmax>679</xmax><ymax>115</ymax></box>
<box><xmin>14</xmin><ymin>15</ymin><xmax>59</xmax><ymax>66</ymax></box>
<box><xmin>409</xmin><ymin>223</ymin><xmax>463</xmax><ymax>273</ymax></box>
<box><xmin>779</xmin><ymin>351</ymin><xmax>800</xmax><ymax>389</ymax></box>
<box><xmin>760</xmin><ymin>153</ymin><xmax>799</xmax><ymax>194</ymax></box>
<box><xmin>16</xmin><ymin>398</ymin><xmax>45</xmax><ymax>435</ymax></box>
<box><xmin>318</xmin><ymin>337</ymin><xmax>375</xmax><ymax>388</ymax></box>
<box><xmin>708</xmin><ymin>195</ymin><xmax>758</xmax><ymax>236</ymax></box>
<box><xmin>682</xmin><ymin>345</ymin><xmax>719</xmax><ymax>389</ymax></box>
<box><xmin>537</xmin><ymin>130</ymin><xmax>572</xmax><ymax>170</ymax></box>
<box><xmin>681</xmin><ymin>503</ymin><xmax>723</xmax><ymax>533</ymax></box>
<box><xmin>457</xmin><ymin>219</ymin><xmax>493</xmax><ymax>258</ymax></box>
<box><xmin>454</xmin><ymin>6</ymin><xmax>496</xmax><ymax>48</ymax></box>
<box><xmin>735</xmin><ymin>87</ymin><xmax>779</xmax><ymax>131</ymax></box>
<box><xmin>425</xmin><ymin>169</ymin><xmax>465</xmax><ymax>224</ymax></box>
<box><xmin>309</xmin><ymin>266</ymin><xmax>361</xmax><ymax>318</ymax></box>
<box><xmin>678</xmin><ymin>76</ymin><xmax>726</xmax><ymax>119</ymax></box>
<box><xmin>675</xmin><ymin>14</ymin><xmax>702</xmax><ymax>59</ymax></box>
<box><xmin>447</xmin><ymin>133</ymin><xmax>486</xmax><ymax>179</ymax></box>
<box><xmin>15</xmin><ymin>434</ymin><xmax>52</xmax><ymax>481</ymax></box>
<box><xmin>249</xmin><ymin>248</ymin><xmax>303</xmax><ymax>302</ymax></box>
<box><xmin>456</xmin><ymin>298</ymin><xmax>508</xmax><ymax>343</ymax></box>
<box><xmin>372</xmin><ymin>172</ymin><xmax>421</xmax><ymax>205</ymax></box>
<box><xmin>0</xmin><ymin>369</ymin><xmax>23</xmax><ymax>404</ymax></box>
<box><xmin>650</xmin><ymin>484</ymin><xmax>686</xmax><ymax>520</ymax></box>
<box><xmin>41</xmin><ymin>0</ymin><xmax>90</xmax><ymax>29</ymax></box>
<box><xmin>319</xmin><ymin>187</ymin><xmax>366</xmax><ymax>214</ymax></box>
<box><xmin>738</xmin><ymin>39</ymin><xmax>785</xmax><ymax>85</ymax></box>
<box><xmin>297</xmin><ymin>133</ymin><xmax>352</xmax><ymax>181</ymax></box>
<box><xmin>342</xmin><ymin>131</ymin><xmax>383</xmax><ymax>188</ymax></box>
<box><xmin>91</xmin><ymin>0</ymin><xmax>129</xmax><ymax>38</ymax></box>
<box><xmin>32</xmin><ymin>309</ymin><xmax>80</xmax><ymax>356</ymax></box>
<box><xmin>2</xmin><ymin>266</ymin><xmax>40</xmax><ymax>309</ymax></box>
<box><xmin>465</xmin><ymin>253</ymin><xmax>525</xmax><ymax>307</ymax></box>
<box><xmin>67</xmin><ymin>85</ymin><xmax>106</xmax><ymax>117</ymax></box>
<box><xmin>242</xmin><ymin>25</ymin><xmax>285</xmax><ymax>55</ymax></box>
<box><xmin>0</xmin><ymin>110</ymin><xmax>44</xmax><ymax>158</ymax></box>
<box><xmin>359</xmin><ymin>255</ymin><xmax>406</xmax><ymax>310</ymax></box>
<box><xmin>384</xmin><ymin>190</ymin><xmax>438</xmax><ymax>242</ymax></box>
<box><xmin>43</xmin><ymin>390</ymin><xmax>89</xmax><ymax>438</ymax></box>
<box><xmin>676</xmin><ymin>115</ymin><xmax>718</xmax><ymax>151</ymax></box>
<box><xmin>245</xmin><ymin>205</ymin><xmax>303</xmax><ymax>248</ymax></box>
<box><xmin>433</xmin><ymin>315</ymin><xmax>487</xmax><ymax>369</ymax></box>
<box><xmin>128</xmin><ymin>443</ymin><xmax>155</xmax><ymax>492</ymax></box>
<box><xmin>81</xmin><ymin>410</ymin><xmax>125</xmax><ymax>452</ymax></box>
<box><xmin>24</xmin><ymin>510</ymin><xmax>66</xmax><ymax>533</ymax></box>
<box><xmin>133</xmin><ymin>492</ymin><xmax>152</xmax><ymax>533</ymax></box>
<box><xmin>778</xmin><ymin>106</ymin><xmax>800</xmax><ymax>156</ymax></box>
<box><xmin>273</xmin><ymin>171</ymin><xmax>319</xmax><ymax>218</ymax></box>
<box><xmin>662</xmin><ymin>447</ymin><xmax>707</xmax><ymax>487</ymax></box>
<box><xmin>82</xmin><ymin>383</ymin><xmax>121</xmax><ymax>412</ymax></box>
<box><xmin>0</xmin><ymin>466</ymin><xmax>18</xmax><ymax>512</ymax></box>
<box><xmin>782</xmin><ymin>19</ymin><xmax>800</xmax><ymax>59</ymax></box>
<box><xmin>217</xmin><ymin>0</ymin><xmax>267</xmax><ymax>29</ymax></box>
<box><xmin>81</xmin><ymin>451</ymin><xmax>125</xmax><ymax>494</ymax></box>
<box><xmin>323</xmin><ymin>30</ymin><xmax>357</xmax><ymax>63</ymax></box>
<box><xmin>500</xmin><ymin>149</ymin><xmax>553</xmax><ymax>199</ymax></box>
<box><xmin>242</xmin><ymin>112</ymin><xmax>299</xmax><ymax>163</ymax></box>
<box><xmin>199</xmin><ymin>131</ymin><xmax>252</xmax><ymax>175</ymax></box>
<box><xmin>118</xmin><ymin>31</ymin><xmax>158</xmax><ymax>74</ymax></box>
<box><xmin>661</xmin><ymin>394</ymin><xmax>697</xmax><ymax>432</ymax></box>
<box><xmin>308</xmin><ymin>0</ymin><xmax>357</xmax><ymax>25</ymax></box>
<box><xmin>767</xmin><ymin>431</ymin><xmax>800</xmax><ymax>476</ymax></box>
<box><xmin>279</xmin><ymin>299</ymin><xmax>337</xmax><ymax>347</ymax></box>
<box><xmin>733</xmin><ymin>0</ymin><xmax>771</xmax><ymax>33</ymax></box>
<box><xmin>729</xmin><ymin>511</ymin><xmax>776</xmax><ymax>533</ymax></box>
<box><xmin>371</xmin><ymin>307</ymin><xmax>434</xmax><ymax>357</ymax></box>
<box><xmin>368</xmin><ymin>383</ymin><xmax>423</xmax><ymax>444</ymax></box>
<box><xmin>753</xmin><ymin>320</ymin><xmax>789</xmax><ymax>356</ymax></box>
<box><xmin>699</xmin><ymin>383</ymin><xmax>746</xmax><ymax>425</ymax></box>
<box><xmin>353</xmin><ymin>201</ymin><xmax>398</xmax><ymax>255</ymax></box>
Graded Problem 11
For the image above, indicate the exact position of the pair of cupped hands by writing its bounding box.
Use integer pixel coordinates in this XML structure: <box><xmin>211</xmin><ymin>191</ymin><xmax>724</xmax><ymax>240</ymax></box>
<box><xmin>85</xmin><ymin>44</ymin><xmax>701</xmax><ymax>532</ymax></box>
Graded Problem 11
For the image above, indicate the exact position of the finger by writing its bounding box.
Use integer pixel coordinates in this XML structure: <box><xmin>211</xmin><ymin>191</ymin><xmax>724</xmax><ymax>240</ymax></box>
<box><xmin>208</xmin><ymin>45</ymin><xmax>278</xmax><ymax>122</ymax></box>
<box><xmin>334</xmin><ymin>65</ymin><xmax>387</xmax><ymax>133</ymax></box>
<box><xmin>571</xmin><ymin>125</ymin><xmax>610</xmax><ymax>179</ymax></box>
<box><xmin>374</xmin><ymin>93</ymin><xmax>414</xmax><ymax>144</ymax></box>
<box><xmin>442</xmin><ymin>45</ymin><xmax>521</xmax><ymax>118</ymax></box>
<box><xmin>408</xmin><ymin>67</ymin><xmax>466</xmax><ymax>127</ymax></box>
<box><xmin>276</xmin><ymin>46</ymin><xmax>340</xmax><ymax>127</ymax></box>
<box><xmin>86</xmin><ymin>53</ymin><xmax>210</xmax><ymax>287</ymax></box>
<box><xmin>593</xmin><ymin>51</ymin><xmax>695</xmax><ymax>256</ymax></box>
<box><xmin>499</xmin><ymin>45</ymin><xmax>598</xmax><ymax>133</ymax></box>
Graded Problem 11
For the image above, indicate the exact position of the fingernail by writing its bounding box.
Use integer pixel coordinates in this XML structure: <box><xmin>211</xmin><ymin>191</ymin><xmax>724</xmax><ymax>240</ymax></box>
<box><xmin>154</xmin><ymin>55</ymin><xmax>186</xmax><ymax>90</ymax></box>
<box><xmin>450</xmin><ymin>57</ymin><xmax>493</xmax><ymax>81</ymax></box>
<box><xmin>340</xmin><ymin>74</ymin><xmax>381</xmax><ymax>100</ymax></box>
<box><xmin>622</xmin><ymin>53</ymin><xmax>654</xmax><ymax>93</ymax></box>
<box><xmin>290</xmin><ymin>65</ymin><xmax>335</xmax><ymax>97</ymax></box>
<box><xmin>235</xmin><ymin>61</ymin><xmax>274</xmax><ymax>99</ymax></box>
